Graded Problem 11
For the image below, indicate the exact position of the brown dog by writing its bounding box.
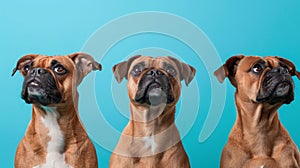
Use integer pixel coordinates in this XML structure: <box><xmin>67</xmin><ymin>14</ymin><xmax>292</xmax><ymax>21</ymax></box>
<box><xmin>215</xmin><ymin>55</ymin><xmax>300</xmax><ymax>168</ymax></box>
<box><xmin>12</xmin><ymin>53</ymin><xmax>101</xmax><ymax>168</ymax></box>
<box><xmin>109</xmin><ymin>56</ymin><xmax>196</xmax><ymax>168</ymax></box>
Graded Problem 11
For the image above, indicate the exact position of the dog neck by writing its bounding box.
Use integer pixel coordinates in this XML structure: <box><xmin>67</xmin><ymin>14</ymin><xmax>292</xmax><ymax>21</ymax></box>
<box><xmin>27</xmin><ymin>100</ymin><xmax>88</xmax><ymax>153</ymax></box>
<box><xmin>129</xmin><ymin>103</ymin><xmax>176</xmax><ymax>136</ymax></box>
<box><xmin>114</xmin><ymin>103</ymin><xmax>181</xmax><ymax>157</ymax></box>
<box><xmin>234</xmin><ymin>93</ymin><xmax>281</xmax><ymax>133</ymax></box>
<box><xmin>233</xmin><ymin>92</ymin><xmax>283</xmax><ymax>156</ymax></box>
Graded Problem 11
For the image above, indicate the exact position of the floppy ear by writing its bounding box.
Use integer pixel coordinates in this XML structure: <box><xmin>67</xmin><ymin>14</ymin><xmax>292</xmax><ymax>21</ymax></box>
<box><xmin>180</xmin><ymin>63</ymin><xmax>196</xmax><ymax>86</ymax></box>
<box><xmin>12</xmin><ymin>54</ymin><xmax>39</xmax><ymax>77</ymax></box>
<box><xmin>68</xmin><ymin>52</ymin><xmax>102</xmax><ymax>84</ymax></box>
<box><xmin>275</xmin><ymin>56</ymin><xmax>300</xmax><ymax>80</ymax></box>
<box><xmin>167</xmin><ymin>56</ymin><xmax>196</xmax><ymax>86</ymax></box>
<box><xmin>214</xmin><ymin>55</ymin><xmax>245</xmax><ymax>87</ymax></box>
<box><xmin>112</xmin><ymin>55</ymin><xmax>141</xmax><ymax>83</ymax></box>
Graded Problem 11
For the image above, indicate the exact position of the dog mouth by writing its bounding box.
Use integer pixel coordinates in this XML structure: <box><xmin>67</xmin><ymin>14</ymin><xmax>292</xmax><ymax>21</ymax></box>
<box><xmin>134</xmin><ymin>80</ymin><xmax>174</xmax><ymax>106</ymax></box>
<box><xmin>146</xmin><ymin>82</ymin><xmax>163</xmax><ymax>96</ymax></box>
<box><xmin>22</xmin><ymin>78</ymin><xmax>62</xmax><ymax>106</ymax></box>
<box><xmin>256</xmin><ymin>76</ymin><xmax>294</xmax><ymax>105</ymax></box>
<box><xmin>274</xmin><ymin>82</ymin><xmax>291</xmax><ymax>97</ymax></box>
<box><xmin>27</xmin><ymin>80</ymin><xmax>43</xmax><ymax>96</ymax></box>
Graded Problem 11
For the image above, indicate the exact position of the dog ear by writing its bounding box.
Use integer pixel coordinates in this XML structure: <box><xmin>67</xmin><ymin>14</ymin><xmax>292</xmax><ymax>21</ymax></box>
<box><xmin>69</xmin><ymin>52</ymin><xmax>101</xmax><ymax>84</ymax></box>
<box><xmin>214</xmin><ymin>55</ymin><xmax>245</xmax><ymax>87</ymax></box>
<box><xmin>112</xmin><ymin>55</ymin><xmax>141</xmax><ymax>83</ymax></box>
<box><xmin>180</xmin><ymin>63</ymin><xmax>196</xmax><ymax>86</ymax></box>
<box><xmin>12</xmin><ymin>54</ymin><xmax>39</xmax><ymax>77</ymax></box>
<box><xmin>275</xmin><ymin>56</ymin><xmax>300</xmax><ymax>80</ymax></box>
<box><xmin>167</xmin><ymin>56</ymin><xmax>196</xmax><ymax>86</ymax></box>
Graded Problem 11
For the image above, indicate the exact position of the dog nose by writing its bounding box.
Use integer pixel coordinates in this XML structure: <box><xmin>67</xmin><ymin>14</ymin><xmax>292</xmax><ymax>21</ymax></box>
<box><xmin>146</xmin><ymin>69</ymin><xmax>164</xmax><ymax>76</ymax></box>
<box><xmin>271</xmin><ymin>66</ymin><xmax>289</xmax><ymax>75</ymax></box>
<box><xmin>30</xmin><ymin>68</ymin><xmax>48</xmax><ymax>76</ymax></box>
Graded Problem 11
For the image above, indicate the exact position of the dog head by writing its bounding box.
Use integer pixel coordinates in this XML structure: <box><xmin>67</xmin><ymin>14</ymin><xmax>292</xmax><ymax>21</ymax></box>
<box><xmin>12</xmin><ymin>53</ymin><xmax>101</xmax><ymax>106</ymax></box>
<box><xmin>113</xmin><ymin>55</ymin><xmax>196</xmax><ymax>106</ymax></box>
<box><xmin>215</xmin><ymin>55</ymin><xmax>300</xmax><ymax>105</ymax></box>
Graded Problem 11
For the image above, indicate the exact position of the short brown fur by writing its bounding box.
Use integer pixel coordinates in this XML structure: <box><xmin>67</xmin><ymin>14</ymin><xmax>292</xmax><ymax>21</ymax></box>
<box><xmin>215</xmin><ymin>55</ymin><xmax>300</xmax><ymax>168</ymax></box>
<box><xmin>13</xmin><ymin>53</ymin><xmax>100</xmax><ymax>168</ymax></box>
<box><xmin>110</xmin><ymin>56</ymin><xmax>195</xmax><ymax>168</ymax></box>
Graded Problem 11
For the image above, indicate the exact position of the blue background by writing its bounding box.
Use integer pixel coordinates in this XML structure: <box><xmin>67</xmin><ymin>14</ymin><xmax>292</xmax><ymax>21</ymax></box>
<box><xmin>1</xmin><ymin>0</ymin><xmax>300</xmax><ymax>167</ymax></box>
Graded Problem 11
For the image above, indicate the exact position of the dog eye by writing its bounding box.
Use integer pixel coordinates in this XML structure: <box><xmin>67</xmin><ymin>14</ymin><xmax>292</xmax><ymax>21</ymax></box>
<box><xmin>283</xmin><ymin>66</ymin><xmax>290</xmax><ymax>74</ymax></box>
<box><xmin>54</xmin><ymin>65</ymin><xmax>67</xmax><ymax>75</ymax></box>
<box><xmin>252</xmin><ymin>64</ymin><xmax>264</xmax><ymax>73</ymax></box>
<box><xmin>166</xmin><ymin>65</ymin><xmax>176</xmax><ymax>76</ymax></box>
<box><xmin>131</xmin><ymin>64</ymin><xmax>144</xmax><ymax>76</ymax></box>
<box><xmin>23</xmin><ymin>64</ymin><xmax>31</xmax><ymax>74</ymax></box>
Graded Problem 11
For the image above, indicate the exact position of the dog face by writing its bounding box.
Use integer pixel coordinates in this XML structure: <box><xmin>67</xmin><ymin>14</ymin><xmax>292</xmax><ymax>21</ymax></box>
<box><xmin>215</xmin><ymin>55</ymin><xmax>300</xmax><ymax>105</ymax></box>
<box><xmin>12</xmin><ymin>53</ymin><xmax>101</xmax><ymax>106</ymax></box>
<box><xmin>113</xmin><ymin>56</ymin><xmax>196</xmax><ymax>106</ymax></box>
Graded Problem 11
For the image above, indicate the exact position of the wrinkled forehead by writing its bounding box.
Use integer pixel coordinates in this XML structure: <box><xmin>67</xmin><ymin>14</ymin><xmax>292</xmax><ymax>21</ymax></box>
<box><xmin>32</xmin><ymin>56</ymin><xmax>75</xmax><ymax>70</ymax></box>
<box><xmin>264</xmin><ymin>56</ymin><xmax>281</xmax><ymax>67</ymax></box>
<box><xmin>238</xmin><ymin>56</ymin><xmax>281</xmax><ymax>71</ymax></box>
<box><xmin>129</xmin><ymin>56</ymin><xmax>177</xmax><ymax>69</ymax></box>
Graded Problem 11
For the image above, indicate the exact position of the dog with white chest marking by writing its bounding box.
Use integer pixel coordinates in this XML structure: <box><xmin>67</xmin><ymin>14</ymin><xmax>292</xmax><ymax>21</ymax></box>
<box><xmin>12</xmin><ymin>53</ymin><xmax>101</xmax><ymax>168</ymax></box>
<box><xmin>109</xmin><ymin>55</ymin><xmax>196</xmax><ymax>168</ymax></box>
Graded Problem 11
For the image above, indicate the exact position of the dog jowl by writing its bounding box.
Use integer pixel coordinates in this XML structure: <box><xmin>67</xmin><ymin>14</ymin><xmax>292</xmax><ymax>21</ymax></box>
<box><xmin>12</xmin><ymin>53</ymin><xmax>101</xmax><ymax>168</ymax></box>
<box><xmin>110</xmin><ymin>55</ymin><xmax>196</xmax><ymax>168</ymax></box>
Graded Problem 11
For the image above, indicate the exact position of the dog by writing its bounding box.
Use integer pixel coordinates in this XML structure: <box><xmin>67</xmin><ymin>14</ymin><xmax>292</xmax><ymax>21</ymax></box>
<box><xmin>215</xmin><ymin>55</ymin><xmax>300</xmax><ymax>168</ymax></box>
<box><xmin>12</xmin><ymin>53</ymin><xmax>101</xmax><ymax>168</ymax></box>
<box><xmin>109</xmin><ymin>55</ymin><xmax>196</xmax><ymax>168</ymax></box>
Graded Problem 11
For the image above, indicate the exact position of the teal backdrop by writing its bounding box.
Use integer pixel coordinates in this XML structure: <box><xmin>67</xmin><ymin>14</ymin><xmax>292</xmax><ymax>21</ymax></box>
<box><xmin>1</xmin><ymin>1</ymin><xmax>300</xmax><ymax>167</ymax></box>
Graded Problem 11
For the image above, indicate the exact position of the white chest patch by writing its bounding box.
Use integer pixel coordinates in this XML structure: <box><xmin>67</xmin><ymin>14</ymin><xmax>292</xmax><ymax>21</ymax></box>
<box><xmin>34</xmin><ymin>106</ymin><xmax>73</xmax><ymax>168</ymax></box>
<box><xmin>142</xmin><ymin>133</ymin><xmax>157</xmax><ymax>155</ymax></box>
<box><xmin>260</xmin><ymin>165</ymin><xmax>264</xmax><ymax>168</ymax></box>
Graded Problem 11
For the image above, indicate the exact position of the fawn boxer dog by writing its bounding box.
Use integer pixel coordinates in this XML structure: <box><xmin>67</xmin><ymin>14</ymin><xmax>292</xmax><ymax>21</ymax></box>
<box><xmin>12</xmin><ymin>53</ymin><xmax>101</xmax><ymax>168</ymax></box>
<box><xmin>109</xmin><ymin>55</ymin><xmax>196</xmax><ymax>168</ymax></box>
<box><xmin>215</xmin><ymin>55</ymin><xmax>300</xmax><ymax>168</ymax></box>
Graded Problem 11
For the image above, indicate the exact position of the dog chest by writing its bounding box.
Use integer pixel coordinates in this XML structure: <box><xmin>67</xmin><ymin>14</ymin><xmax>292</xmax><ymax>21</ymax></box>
<box><xmin>34</xmin><ymin>106</ymin><xmax>73</xmax><ymax>168</ymax></box>
<box><xmin>142</xmin><ymin>133</ymin><xmax>157</xmax><ymax>155</ymax></box>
